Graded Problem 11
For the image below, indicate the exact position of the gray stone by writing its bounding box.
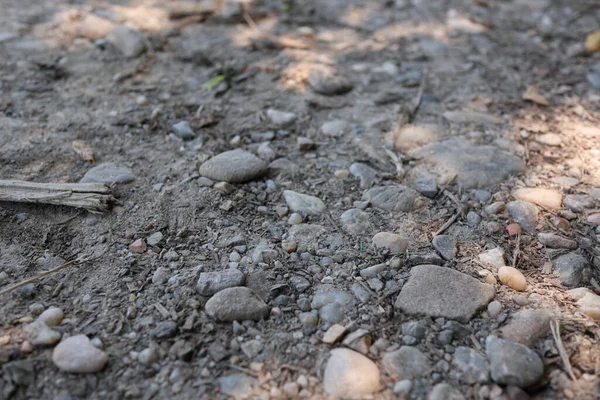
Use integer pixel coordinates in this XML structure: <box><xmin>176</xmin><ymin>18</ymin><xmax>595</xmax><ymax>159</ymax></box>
<box><xmin>266</xmin><ymin>109</ymin><xmax>297</xmax><ymax>126</ymax></box>
<box><xmin>147</xmin><ymin>232</ymin><xmax>164</xmax><ymax>246</ymax></box>
<box><xmin>351</xmin><ymin>283</ymin><xmax>372</xmax><ymax>303</ymax></box>
<box><xmin>349</xmin><ymin>163</ymin><xmax>378</xmax><ymax>189</ymax></box>
<box><xmin>340</xmin><ymin>208</ymin><xmax>372</xmax><ymax>235</ymax></box>
<box><xmin>205</xmin><ymin>287</ymin><xmax>270</xmax><ymax>322</ymax></box>
<box><xmin>497</xmin><ymin>309</ymin><xmax>552</xmax><ymax>347</ymax></box>
<box><xmin>432</xmin><ymin>235</ymin><xmax>456</xmax><ymax>261</ymax></box>
<box><xmin>437</xmin><ymin>330</ymin><xmax>453</xmax><ymax>345</ymax></box>
<box><xmin>217</xmin><ymin>374</ymin><xmax>258</xmax><ymax>399</ymax></box>
<box><xmin>311</xmin><ymin>288</ymin><xmax>355</xmax><ymax>329</ymax></box>
<box><xmin>408</xmin><ymin>253</ymin><xmax>444</xmax><ymax>266</ymax></box>
<box><xmin>286</xmin><ymin>224</ymin><xmax>326</xmax><ymax>253</ymax></box>
<box><xmin>363</xmin><ymin>185</ymin><xmax>419</xmax><ymax>213</ymax></box>
<box><xmin>290</xmin><ymin>275</ymin><xmax>310</xmax><ymax>292</ymax></box>
<box><xmin>472</xmin><ymin>190</ymin><xmax>491</xmax><ymax>203</ymax></box>
<box><xmin>485</xmin><ymin>201</ymin><xmax>506</xmax><ymax>215</ymax></box>
<box><xmin>308</xmin><ymin>69</ymin><xmax>353</xmax><ymax>95</ymax></box>
<box><xmin>551</xmin><ymin>252</ymin><xmax>590</xmax><ymax>287</ymax></box>
<box><xmin>23</xmin><ymin>321</ymin><xmax>61</xmax><ymax>346</ymax></box>
<box><xmin>171</xmin><ymin>121</ymin><xmax>195</xmax><ymax>140</ymax></box>
<box><xmin>151</xmin><ymin>321</ymin><xmax>178</xmax><ymax>339</ymax></box>
<box><xmin>466</xmin><ymin>211</ymin><xmax>481</xmax><ymax>227</ymax></box>
<box><xmin>443</xmin><ymin>111</ymin><xmax>501</xmax><ymax>125</ymax></box>
<box><xmin>199</xmin><ymin>149</ymin><xmax>267</xmax><ymax>183</ymax></box>
<box><xmin>152</xmin><ymin>267</ymin><xmax>169</xmax><ymax>284</ymax></box>
<box><xmin>507</xmin><ymin>200</ymin><xmax>538</xmax><ymax>232</ymax></box>
<box><xmin>80</xmin><ymin>162</ymin><xmax>135</xmax><ymax>184</ymax></box>
<box><xmin>241</xmin><ymin>340</ymin><xmax>263</xmax><ymax>358</ymax></box>
<box><xmin>323</xmin><ymin>349</ymin><xmax>381</xmax><ymax>398</ymax></box>
<box><xmin>382</xmin><ymin>346</ymin><xmax>431</xmax><ymax>379</ymax></box>
<box><xmin>410</xmin><ymin>168</ymin><xmax>438</xmax><ymax>198</ymax></box>
<box><xmin>402</xmin><ymin>321</ymin><xmax>426</xmax><ymax>339</ymax></box>
<box><xmin>537</xmin><ymin>233</ymin><xmax>577</xmax><ymax>249</ymax></box>
<box><xmin>196</xmin><ymin>269</ymin><xmax>245</xmax><ymax>296</ymax></box>
<box><xmin>251</xmin><ymin>131</ymin><xmax>275</xmax><ymax>142</ymax></box>
<box><xmin>106</xmin><ymin>25</ymin><xmax>147</xmax><ymax>57</ymax></box>
<box><xmin>408</xmin><ymin>139</ymin><xmax>525</xmax><ymax>189</ymax></box>
<box><xmin>360</xmin><ymin>263</ymin><xmax>387</xmax><ymax>279</ymax></box>
<box><xmin>283</xmin><ymin>190</ymin><xmax>327</xmax><ymax>215</ymax></box>
<box><xmin>563</xmin><ymin>194</ymin><xmax>594</xmax><ymax>213</ymax></box>
<box><xmin>452</xmin><ymin>347</ymin><xmax>489</xmax><ymax>383</ymax></box>
<box><xmin>52</xmin><ymin>335</ymin><xmax>108</xmax><ymax>373</ymax></box>
<box><xmin>393</xmin><ymin>379</ymin><xmax>413</xmax><ymax>395</ymax></box>
<box><xmin>428</xmin><ymin>383</ymin><xmax>464</xmax><ymax>400</ymax></box>
<box><xmin>321</xmin><ymin>120</ymin><xmax>351</xmax><ymax>137</ymax></box>
<box><xmin>485</xmin><ymin>336</ymin><xmax>544</xmax><ymax>387</ymax></box>
<box><xmin>395</xmin><ymin>265</ymin><xmax>495</xmax><ymax>322</ymax></box>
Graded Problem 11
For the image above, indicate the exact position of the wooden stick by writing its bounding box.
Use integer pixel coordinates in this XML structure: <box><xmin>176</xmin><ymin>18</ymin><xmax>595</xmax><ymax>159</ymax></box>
<box><xmin>0</xmin><ymin>180</ymin><xmax>115</xmax><ymax>213</ymax></box>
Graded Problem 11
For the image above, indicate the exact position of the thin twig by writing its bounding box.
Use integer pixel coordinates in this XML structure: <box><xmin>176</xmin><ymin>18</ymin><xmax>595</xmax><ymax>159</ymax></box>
<box><xmin>407</xmin><ymin>71</ymin><xmax>428</xmax><ymax>123</ymax></box>
<box><xmin>0</xmin><ymin>249</ymin><xmax>108</xmax><ymax>296</ymax></box>
<box><xmin>0</xmin><ymin>259</ymin><xmax>77</xmax><ymax>296</ymax></box>
<box><xmin>433</xmin><ymin>213</ymin><xmax>459</xmax><ymax>237</ymax></box>
<box><xmin>550</xmin><ymin>319</ymin><xmax>578</xmax><ymax>384</ymax></box>
<box><xmin>512</xmin><ymin>233</ymin><xmax>520</xmax><ymax>267</ymax></box>
<box><xmin>434</xmin><ymin>174</ymin><xmax>457</xmax><ymax>199</ymax></box>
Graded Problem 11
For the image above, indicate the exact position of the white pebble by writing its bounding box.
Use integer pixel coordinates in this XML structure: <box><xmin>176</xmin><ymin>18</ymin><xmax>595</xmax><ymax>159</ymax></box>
<box><xmin>138</xmin><ymin>347</ymin><xmax>158</xmax><ymax>365</ymax></box>
<box><xmin>37</xmin><ymin>307</ymin><xmax>64</xmax><ymax>327</ymax></box>
<box><xmin>488</xmin><ymin>301</ymin><xmax>502</xmax><ymax>317</ymax></box>
<box><xmin>288</xmin><ymin>213</ymin><xmax>303</xmax><ymax>225</ymax></box>
<box><xmin>52</xmin><ymin>335</ymin><xmax>108</xmax><ymax>373</ymax></box>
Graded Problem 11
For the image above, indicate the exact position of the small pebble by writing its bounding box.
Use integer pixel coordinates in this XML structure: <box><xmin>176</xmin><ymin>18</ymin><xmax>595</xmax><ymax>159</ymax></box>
<box><xmin>37</xmin><ymin>307</ymin><xmax>64</xmax><ymax>327</ymax></box>
<box><xmin>512</xmin><ymin>294</ymin><xmax>529</xmax><ymax>306</ymax></box>
<box><xmin>138</xmin><ymin>347</ymin><xmax>159</xmax><ymax>365</ymax></box>
<box><xmin>335</xmin><ymin>169</ymin><xmax>349</xmax><ymax>179</ymax></box>
<box><xmin>288</xmin><ymin>213</ymin><xmax>303</xmax><ymax>225</ymax></box>
<box><xmin>487</xmin><ymin>301</ymin><xmax>502</xmax><ymax>317</ymax></box>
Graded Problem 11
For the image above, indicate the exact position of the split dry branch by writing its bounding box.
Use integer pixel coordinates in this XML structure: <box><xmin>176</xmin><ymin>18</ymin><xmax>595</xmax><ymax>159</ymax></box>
<box><xmin>0</xmin><ymin>180</ymin><xmax>115</xmax><ymax>213</ymax></box>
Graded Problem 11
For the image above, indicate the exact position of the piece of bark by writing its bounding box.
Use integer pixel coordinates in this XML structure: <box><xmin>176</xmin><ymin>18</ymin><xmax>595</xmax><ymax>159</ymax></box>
<box><xmin>0</xmin><ymin>180</ymin><xmax>115</xmax><ymax>213</ymax></box>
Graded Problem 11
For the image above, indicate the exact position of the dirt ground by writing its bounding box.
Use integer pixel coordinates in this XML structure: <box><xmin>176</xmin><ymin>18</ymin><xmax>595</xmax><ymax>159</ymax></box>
<box><xmin>1</xmin><ymin>0</ymin><xmax>600</xmax><ymax>399</ymax></box>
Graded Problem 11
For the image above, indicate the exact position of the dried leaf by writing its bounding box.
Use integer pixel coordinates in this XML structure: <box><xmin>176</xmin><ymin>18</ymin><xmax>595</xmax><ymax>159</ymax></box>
<box><xmin>522</xmin><ymin>86</ymin><xmax>549</xmax><ymax>106</ymax></box>
<box><xmin>72</xmin><ymin>140</ymin><xmax>95</xmax><ymax>163</ymax></box>
<box><xmin>585</xmin><ymin>29</ymin><xmax>600</xmax><ymax>53</ymax></box>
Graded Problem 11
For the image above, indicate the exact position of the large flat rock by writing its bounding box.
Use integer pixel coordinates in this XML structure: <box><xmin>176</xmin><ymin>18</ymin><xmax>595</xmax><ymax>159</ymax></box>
<box><xmin>408</xmin><ymin>139</ymin><xmax>525</xmax><ymax>189</ymax></box>
<box><xmin>395</xmin><ymin>265</ymin><xmax>495</xmax><ymax>322</ymax></box>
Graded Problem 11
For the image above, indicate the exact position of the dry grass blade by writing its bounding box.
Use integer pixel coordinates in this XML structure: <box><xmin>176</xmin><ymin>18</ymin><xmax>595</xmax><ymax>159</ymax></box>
<box><xmin>550</xmin><ymin>319</ymin><xmax>578</xmax><ymax>384</ymax></box>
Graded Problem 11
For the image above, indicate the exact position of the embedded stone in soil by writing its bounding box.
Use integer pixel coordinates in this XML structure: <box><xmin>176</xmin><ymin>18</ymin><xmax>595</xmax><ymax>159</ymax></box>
<box><xmin>408</xmin><ymin>138</ymin><xmax>525</xmax><ymax>189</ymax></box>
<box><xmin>199</xmin><ymin>149</ymin><xmax>268</xmax><ymax>183</ymax></box>
<box><xmin>395</xmin><ymin>265</ymin><xmax>495</xmax><ymax>322</ymax></box>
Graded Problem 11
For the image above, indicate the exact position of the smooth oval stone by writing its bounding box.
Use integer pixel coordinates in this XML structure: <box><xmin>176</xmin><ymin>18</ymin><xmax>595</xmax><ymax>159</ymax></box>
<box><xmin>205</xmin><ymin>287</ymin><xmax>270</xmax><ymax>322</ymax></box>
<box><xmin>37</xmin><ymin>307</ymin><xmax>64</xmax><ymax>327</ymax></box>
<box><xmin>52</xmin><ymin>335</ymin><xmax>108</xmax><ymax>373</ymax></box>
<box><xmin>323</xmin><ymin>348</ymin><xmax>381</xmax><ymax>397</ymax></box>
<box><xmin>199</xmin><ymin>149</ymin><xmax>268</xmax><ymax>183</ymax></box>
